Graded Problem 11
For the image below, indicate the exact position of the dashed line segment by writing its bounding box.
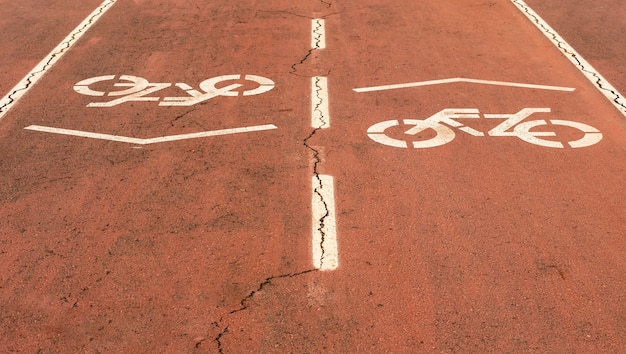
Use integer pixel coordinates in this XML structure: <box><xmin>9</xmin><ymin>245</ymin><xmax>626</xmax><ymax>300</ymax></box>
<box><xmin>312</xmin><ymin>19</ymin><xmax>326</xmax><ymax>50</ymax></box>
<box><xmin>207</xmin><ymin>17</ymin><xmax>337</xmax><ymax>353</ymax></box>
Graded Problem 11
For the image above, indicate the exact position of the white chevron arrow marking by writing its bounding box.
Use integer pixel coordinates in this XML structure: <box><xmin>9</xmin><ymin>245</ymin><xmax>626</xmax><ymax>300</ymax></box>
<box><xmin>353</xmin><ymin>77</ymin><xmax>575</xmax><ymax>93</ymax></box>
<box><xmin>25</xmin><ymin>124</ymin><xmax>278</xmax><ymax>145</ymax></box>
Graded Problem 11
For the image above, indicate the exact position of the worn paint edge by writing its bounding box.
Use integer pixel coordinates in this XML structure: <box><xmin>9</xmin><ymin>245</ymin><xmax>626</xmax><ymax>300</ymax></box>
<box><xmin>511</xmin><ymin>0</ymin><xmax>626</xmax><ymax>116</ymax></box>
<box><xmin>312</xmin><ymin>174</ymin><xmax>338</xmax><ymax>271</ymax></box>
<box><xmin>312</xmin><ymin>76</ymin><xmax>330</xmax><ymax>129</ymax></box>
<box><xmin>0</xmin><ymin>0</ymin><xmax>118</xmax><ymax>121</ymax></box>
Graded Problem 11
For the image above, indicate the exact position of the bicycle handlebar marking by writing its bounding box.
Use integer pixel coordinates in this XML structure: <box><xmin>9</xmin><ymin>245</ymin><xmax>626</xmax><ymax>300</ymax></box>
<box><xmin>367</xmin><ymin>108</ymin><xmax>603</xmax><ymax>149</ymax></box>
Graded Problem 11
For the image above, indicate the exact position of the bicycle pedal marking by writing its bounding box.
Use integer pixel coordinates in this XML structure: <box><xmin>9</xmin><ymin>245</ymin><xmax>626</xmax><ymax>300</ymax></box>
<box><xmin>73</xmin><ymin>74</ymin><xmax>275</xmax><ymax>107</ymax></box>
<box><xmin>367</xmin><ymin>108</ymin><xmax>603</xmax><ymax>149</ymax></box>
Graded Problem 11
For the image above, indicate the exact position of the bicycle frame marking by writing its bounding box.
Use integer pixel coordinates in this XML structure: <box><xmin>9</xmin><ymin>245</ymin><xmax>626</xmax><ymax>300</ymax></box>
<box><xmin>367</xmin><ymin>108</ymin><xmax>603</xmax><ymax>149</ymax></box>
<box><xmin>73</xmin><ymin>74</ymin><xmax>275</xmax><ymax>107</ymax></box>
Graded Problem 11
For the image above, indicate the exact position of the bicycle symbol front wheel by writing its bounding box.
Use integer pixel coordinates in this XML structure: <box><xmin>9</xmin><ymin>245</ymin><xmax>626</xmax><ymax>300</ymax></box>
<box><xmin>513</xmin><ymin>119</ymin><xmax>603</xmax><ymax>148</ymax></box>
<box><xmin>73</xmin><ymin>75</ymin><xmax>153</xmax><ymax>97</ymax></box>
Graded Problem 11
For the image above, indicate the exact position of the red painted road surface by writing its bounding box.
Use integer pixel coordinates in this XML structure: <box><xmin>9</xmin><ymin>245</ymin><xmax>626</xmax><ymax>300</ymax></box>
<box><xmin>524</xmin><ymin>0</ymin><xmax>626</xmax><ymax>96</ymax></box>
<box><xmin>0</xmin><ymin>0</ymin><xmax>105</xmax><ymax>96</ymax></box>
<box><xmin>1</xmin><ymin>0</ymin><xmax>625</xmax><ymax>352</ymax></box>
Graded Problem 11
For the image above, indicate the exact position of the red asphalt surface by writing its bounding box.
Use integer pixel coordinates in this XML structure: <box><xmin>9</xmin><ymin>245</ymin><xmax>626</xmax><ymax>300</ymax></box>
<box><xmin>0</xmin><ymin>0</ymin><xmax>105</xmax><ymax>96</ymax></box>
<box><xmin>524</xmin><ymin>0</ymin><xmax>626</xmax><ymax>96</ymax></box>
<box><xmin>1</xmin><ymin>0</ymin><xmax>625</xmax><ymax>352</ymax></box>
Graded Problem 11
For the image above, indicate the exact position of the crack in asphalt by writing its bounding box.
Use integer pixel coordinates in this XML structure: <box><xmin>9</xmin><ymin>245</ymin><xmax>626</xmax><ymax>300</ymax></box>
<box><xmin>290</xmin><ymin>15</ymin><xmax>337</xmax><ymax>76</ymax></box>
<box><xmin>307</xmin><ymin>76</ymin><xmax>331</xmax><ymax>268</ymax></box>
<box><xmin>290</xmin><ymin>19</ymin><xmax>332</xmax><ymax>267</ymax></box>
<box><xmin>229</xmin><ymin>270</ymin><xmax>318</xmax><ymax>317</ymax></box>
<box><xmin>512</xmin><ymin>0</ymin><xmax>626</xmax><ymax>115</ymax></box>
<box><xmin>0</xmin><ymin>0</ymin><xmax>117</xmax><ymax>121</ymax></box>
<box><xmin>210</xmin><ymin>269</ymin><xmax>317</xmax><ymax>353</ymax></box>
<box><xmin>312</xmin><ymin>18</ymin><xmax>324</xmax><ymax>50</ymax></box>
<box><xmin>208</xmin><ymin>21</ymin><xmax>332</xmax><ymax>353</ymax></box>
<box><xmin>290</xmin><ymin>47</ymin><xmax>317</xmax><ymax>77</ymax></box>
<box><xmin>171</xmin><ymin>109</ymin><xmax>195</xmax><ymax>125</ymax></box>
<box><xmin>306</xmin><ymin>23</ymin><xmax>331</xmax><ymax>271</ymax></box>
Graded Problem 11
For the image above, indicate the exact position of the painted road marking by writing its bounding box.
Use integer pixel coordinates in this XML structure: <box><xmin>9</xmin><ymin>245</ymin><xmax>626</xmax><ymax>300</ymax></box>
<box><xmin>511</xmin><ymin>0</ymin><xmax>626</xmax><ymax>116</ymax></box>
<box><xmin>312</xmin><ymin>76</ymin><xmax>330</xmax><ymax>129</ymax></box>
<box><xmin>73</xmin><ymin>74</ymin><xmax>275</xmax><ymax>107</ymax></box>
<box><xmin>513</xmin><ymin>119</ymin><xmax>603</xmax><ymax>149</ymax></box>
<box><xmin>24</xmin><ymin>124</ymin><xmax>278</xmax><ymax>145</ymax></box>
<box><xmin>308</xmin><ymin>19</ymin><xmax>336</xmax><ymax>270</ymax></box>
<box><xmin>353</xmin><ymin>77</ymin><xmax>576</xmax><ymax>93</ymax></box>
<box><xmin>312</xmin><ymin>175</ymin><xmax>338</xmax><ymax>271</ymax></box>
<box><xmin>0</xmin><ymin>0</ymin><xmax>118</xmax><ymax>122</ymax></box>
<box><xmin>367</xmin><ymin>108</ymin><xmax>602</xmax><ymax>149</ymax></box>
<box><xmin>312</xmin><ymin>19</ymin><xmax>326</xmax><ymax>50</ymax></box>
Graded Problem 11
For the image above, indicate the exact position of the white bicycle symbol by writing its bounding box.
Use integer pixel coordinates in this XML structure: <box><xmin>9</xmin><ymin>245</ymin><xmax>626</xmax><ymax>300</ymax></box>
<box><xmin>73</xmin><ymin>74</ymin><xmax>275</xmax><ymax>107</ymax></box>
<box><xmin>367</xmin><ymin>108</ymin><xmax>603</xmax><ymax>149</ymax></box>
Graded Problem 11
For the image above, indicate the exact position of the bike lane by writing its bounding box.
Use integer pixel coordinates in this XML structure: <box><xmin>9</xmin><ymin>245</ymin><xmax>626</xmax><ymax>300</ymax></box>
<box><xmin>0</xmin><ymin>0</ymin><xmax>330</xmax><ymax>352</ymax></box>
<box><xmin>329</xmin><ymin>0</ymin><xmax>626</xmax><ymax>351</ymax></box>
<box><xmin>0</xmin><ymin>0</ymin><xmax>105</xmax><ymax>97</ymax></box>
<box><xmin>1</xmin><ymin>0</ymin><xmax>625</xmax><ymax>353</ymax></box>
<box><xmin>215</xmin><ymin>0</ymin><xmax>626</xmax><ymax>352</ymax></box>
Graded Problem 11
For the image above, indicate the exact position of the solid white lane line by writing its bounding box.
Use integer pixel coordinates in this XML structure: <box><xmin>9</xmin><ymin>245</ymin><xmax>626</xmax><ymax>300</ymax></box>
<box><xmin>24</xmin><ymin>124</ymin><xmax>278</xmax><ymax>145</ymax></box>
<box><xmin>353</xmin><ymin>77</ymin><xmax>576</xmax><ymax>93</ymax></box>
<box><xmin>0</xmin><ymin>0</ymin><xmax>118</xmax><ymax>122</ymax></box>
<box><xmin>312</xmin><ymin>175</ymin><xmax>338</xmax><ymax>271</ymax></box>
<box><xmin>511</xmin><ymin>0</ymin><xmax>626</xmax><ymax>116</ymax></box>
<box><xmin>312</xmin><ymin>19</ymin><xmax>326</xmax><ymax>49</ymax></box>
<box><xmin>312</xmin><ymin>76</ymin><xmax>330</xmax><ymax>129</ymax></box>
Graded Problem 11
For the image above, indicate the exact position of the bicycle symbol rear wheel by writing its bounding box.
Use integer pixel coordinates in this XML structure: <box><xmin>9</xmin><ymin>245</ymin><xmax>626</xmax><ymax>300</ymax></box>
<box><xmin>367</xmin><ymin>119</ymin><xmax>456</xmax><ymax>148</ymax></box>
